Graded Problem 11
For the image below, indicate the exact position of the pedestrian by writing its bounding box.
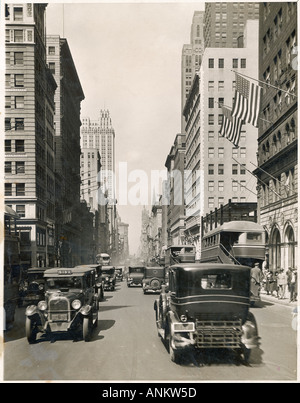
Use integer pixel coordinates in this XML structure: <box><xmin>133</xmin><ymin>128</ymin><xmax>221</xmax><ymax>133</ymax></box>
<box><xmin>250</xmin><ymin>262</ymin><xmax>263</xmax><ymax>300</ymax></box>
<box><xmin>287</xmin><ymin>267</ymin><xmax>293</xmax><ymax>293</ymax></box>
<box><xmin>277</xmin><ymin>268</ymin><xmax>287</xmax><ymax>299</ymax></box>
<box><xmin>290</xmin><ymin>270</ymin><xmax>298</xmax><ymax>302</ymax></box>
<box><xmin>266</xmin><ymin>270</ymin><xmax>273</xmax><ymax>295</ymax></box>
<box><xmin>272</xmin><ymin>271</ymin><xmax>279</xmax><ymax>297</ymax></box>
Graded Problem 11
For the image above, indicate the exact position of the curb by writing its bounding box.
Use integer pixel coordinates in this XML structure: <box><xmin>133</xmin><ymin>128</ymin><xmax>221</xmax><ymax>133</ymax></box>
<box><xmin>260</xmin><ymin>291</ymin><xmax>298</xmax><ymax>308</ymax></box>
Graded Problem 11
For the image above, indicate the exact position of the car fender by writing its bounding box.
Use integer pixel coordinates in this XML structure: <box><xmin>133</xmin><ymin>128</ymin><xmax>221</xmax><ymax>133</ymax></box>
<box><xmin>241</xmin><ymin>311</ymin><xmax>260</xmax><ymax>349</ymax></box>
<box><xmin>25</xmin><ymin>304</ymin><xmax>40</xmax><ymax>318</ymax></box>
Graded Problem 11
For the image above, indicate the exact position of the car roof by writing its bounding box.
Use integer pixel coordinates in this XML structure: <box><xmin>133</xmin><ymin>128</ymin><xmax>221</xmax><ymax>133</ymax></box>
<box><xmin>101</xmin><ymin>265</ymin><xmax>115</xmax><ymax>269</ymax></box>
<box><xmin>145</xmin><ymin>266</ymin><xmax>164</xmax><ymax>269</ymax></box>
<box><xmin>27</xmin><ymin>267</ymin><xmax>49</xmax><ymax>273</ymax></box>
<box><xmin>170</xmin><ymin>263</ymin><xmax>251</xmax><ymax>273</ymax></box>
<box><xmin>43</xmin><ymin>267</ymin><xmax>96</xmax><ymax>278</ymax></box>
<box><xmin>75</xmin><ymin>264</ymin><xmax>101</xmax><ymax>269</ymax></box>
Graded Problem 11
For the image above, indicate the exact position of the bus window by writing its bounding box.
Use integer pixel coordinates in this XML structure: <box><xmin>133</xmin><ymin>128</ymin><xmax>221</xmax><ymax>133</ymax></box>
<box><xmin>247</xmin><ymin>233</ymin><xmax>262</xmax><ymax>242</ymax></box>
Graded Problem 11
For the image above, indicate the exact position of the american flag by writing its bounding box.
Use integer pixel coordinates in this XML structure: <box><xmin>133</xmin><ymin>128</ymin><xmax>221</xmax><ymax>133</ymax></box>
<box><xmin>231</xmin><ymin>73</ymin><xmax>263</xmax><ymax>128</ymax></box>
<box><xmin>219</xmin><ymin>106</ymin><xmax>243</xmax><ymax>147</ymax></box>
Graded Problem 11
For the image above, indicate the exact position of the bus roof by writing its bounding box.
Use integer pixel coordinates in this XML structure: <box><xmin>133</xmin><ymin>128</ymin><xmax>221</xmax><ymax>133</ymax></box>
<box><xmin>170</xmin><ymin>263</ymin><xmax>251</xmax><ymax>273</ymax></box>
<box><xmin>203</xmin><ymin>220</ymin><xmax>264</xmax><ymax>237</ymax></box>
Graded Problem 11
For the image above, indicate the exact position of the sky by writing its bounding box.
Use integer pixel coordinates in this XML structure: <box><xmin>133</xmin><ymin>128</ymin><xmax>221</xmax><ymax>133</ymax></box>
<box><xmin>46</xmin><ymin>1</ymin><xmax>206</xmax><ymax>255</ymax></box>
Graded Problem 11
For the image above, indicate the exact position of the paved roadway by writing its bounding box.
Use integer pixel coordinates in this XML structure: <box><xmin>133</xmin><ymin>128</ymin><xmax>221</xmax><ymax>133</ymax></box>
<box><xmin>3</xmin><ymin>280</ymin><xmax>297</xmax><ymax>382</ymax></box>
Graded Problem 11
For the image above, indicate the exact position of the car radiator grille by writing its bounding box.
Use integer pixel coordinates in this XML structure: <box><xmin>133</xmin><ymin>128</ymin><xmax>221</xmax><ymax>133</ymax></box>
<box><xmin>195</xmin><ymin>320</ymin><xmax>242</xmax><ymax>349</ymax></box>
<box><xmin>49</xmin><ymin>298</ymin><xmax>70</xmax><ymax>322</ymax></box>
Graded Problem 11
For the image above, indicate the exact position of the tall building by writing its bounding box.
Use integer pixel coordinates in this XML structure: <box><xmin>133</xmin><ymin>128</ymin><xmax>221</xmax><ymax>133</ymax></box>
<box><xmin>254</xmin><ymin>2</ymin><xmax>297</xmax><ymax>271</ymax></box>
<box><xmin>5</xmin><ymin>3</ymin><xmax>57</xmax><ymax>267</ymax></box>
<box><xmin>80</xmin><ymin>110</ymin><xmax>117</xmax><ymax>257</ymax></box>
<box><xmin>46</xmin><ymin>35</ymin><xmax>85</xmax><ymax>267</ymax></box>
<box><xmin>204</xmin><ymin>2</ymin><xmax>259</xmax><ymax>48</ymax></box>
<box><xmin>183</xmin><ymin>20</ymin><xmax>259</xmax><ymax>260</ymax></box>
<box><xmin>181</xmin><ymin>11</ymin><xmax>204</xmax><ymax>132</ymax></box>
<box><xmin>164</xmin><ymin>134</ymin><xmax>186</xmax><ymax>246</ymax></box>
<box><xmin>81</xmin><ymin>110</ymin><xmax>116</xmax><ymax>200</ymax></box>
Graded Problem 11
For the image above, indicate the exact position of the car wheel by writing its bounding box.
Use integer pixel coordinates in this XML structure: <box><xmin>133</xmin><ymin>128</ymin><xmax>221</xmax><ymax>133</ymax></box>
<box><xmin>25</xmin><ymin>317</ymin><xmax>37</xmax><ymax>344</ymax></box>
<box><xmin>82</xmin><ymin>316</ymin><xmax>92</xmax><ymax>341</ymax></box>
<box><xmin>240</xmin><ymin>346</ymin><xmax>251</xmax><ymax>365</ymax></box>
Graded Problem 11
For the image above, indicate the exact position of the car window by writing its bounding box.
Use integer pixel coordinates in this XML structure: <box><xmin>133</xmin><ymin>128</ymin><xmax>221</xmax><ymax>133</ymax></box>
<box><xmin>46</xmin><ymin>276</ymin><xmax>83</xmax><ymax>290</ymax></box>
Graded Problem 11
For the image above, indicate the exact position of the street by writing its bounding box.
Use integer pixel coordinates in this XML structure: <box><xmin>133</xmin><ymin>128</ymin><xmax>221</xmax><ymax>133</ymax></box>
<box><xmin>4</xmin><ymin>280</ymin><xmax>297</xmax><ymax>382</ymax></box>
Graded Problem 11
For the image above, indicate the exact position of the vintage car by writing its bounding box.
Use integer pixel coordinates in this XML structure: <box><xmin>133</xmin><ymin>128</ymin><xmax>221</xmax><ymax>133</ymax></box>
<box><xmin>154</xmin><ymin>263</ymin><xmax>260</xmax><ymax>364</ymax></box>
<box><xmin>18</xmin><ymin>267</ymin><xmax>48</xmax><ymax>307</ymax></box>
<box><xmin>25</xmin><ymin>267</ymin><xmax>99</xmax><ymax>343</ymax></box>
<box><xmin>115</xmin><ymin>267</ymin><xmax>124</xmax><ymax>281</ymax></box>
<box><xmin>100</xmin><ymin>266</ymin><xmax>116</xmax><ymax>291</ymax></box>
<box><xmin>75</xmin><ymin>264</ymin><xmax>104</xmax><ymax>301</ymax></box>
<box><xmin>142</xmin><ymin>266</ymin><xmax>165</xmax><ymax>294</ymax></box>
<box><xmin>127</xmin><ymin>266</ymin><xmax>145</xmax><ymax>287</ymax></box>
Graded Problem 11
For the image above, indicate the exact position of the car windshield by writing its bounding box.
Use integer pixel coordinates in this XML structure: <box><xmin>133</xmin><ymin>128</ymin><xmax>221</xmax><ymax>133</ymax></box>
<box><xmin>46</xmin><ymin>276</ymin><xmax>83</xmax><ymax>290</ymax></box>
<box><xmin>102</xmin><ymin>269</ymin><xmax>114</xmax><ymax>275</ymax></box>
<box><xmin>177</xmin><ymin>271</ymin><xmax>232</xmax><ymax>296</ymax></box>
<box><xmin>130</xmin><ymin>268</ymin><xmax>144</xmax><ymax>273</ymax></box>
<box><xmin>28</xmin><ymin>273</ymin><xmax>44</xmax><ymax>281</ymax></box>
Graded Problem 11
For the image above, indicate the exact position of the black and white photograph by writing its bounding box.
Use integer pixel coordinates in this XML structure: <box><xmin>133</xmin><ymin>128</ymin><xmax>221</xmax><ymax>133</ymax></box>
<box><xmin>1</xmin><ymin>0</ymin><xmax>298</xmax><ymax>384</ymax></box>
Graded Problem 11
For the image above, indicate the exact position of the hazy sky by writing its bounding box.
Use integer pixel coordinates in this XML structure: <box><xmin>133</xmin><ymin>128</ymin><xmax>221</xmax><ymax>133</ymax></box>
<box><xmin>46</xmin><ymin>1</ymin><xmax>205</xmax><ymax>255</ymax></box>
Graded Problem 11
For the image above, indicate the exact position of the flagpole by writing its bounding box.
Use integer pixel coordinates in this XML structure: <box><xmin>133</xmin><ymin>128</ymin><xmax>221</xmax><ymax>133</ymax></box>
<box><xmin>232</xmin><ymin>157</ymin><xmax>282</xmax><ymax>200</ymax></box>
<box><xmin>231</xmin><ymin>69</ymin><xmax>297</xmax><ymax>98</ymax></box>
<box><xmin>249</xmin><ymin>161</ymin><xmax>296</xmax><ymax>195</ymax></box>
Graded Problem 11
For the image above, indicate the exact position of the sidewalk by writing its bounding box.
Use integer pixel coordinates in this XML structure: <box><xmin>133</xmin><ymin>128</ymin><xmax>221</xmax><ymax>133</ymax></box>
<box><xmin>260</xmin><ymin>287</ymin><xmax>298</xmax><ymax>308</ymax></box>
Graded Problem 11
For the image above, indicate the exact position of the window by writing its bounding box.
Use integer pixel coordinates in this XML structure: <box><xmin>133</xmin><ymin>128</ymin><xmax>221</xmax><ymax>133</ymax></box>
<box><xmin>218</xmin><ymin>98</ymin><xmax>224</xmax><ymax>107</ymax></box>
<box><xmin>15</xmin><ymin>140</ymin><xmax>24</xmax><ymax>152</ymax></box>
<box><xmin>240</xmin><ymin>180</ymin><xmax>246</xmax><ymax>191</ymax></box>
<box><xmin>208</xmin><ymin>181</ymin><xmax>214</xmax><ymax>192</ymax></box>
<box><xmin>241</xmin><ymin>58</ymin><xmax>246</xmax><ymax>68</ymax></box>
<box><xmin>218</xmin><ymin>58</ymin><xmax>224</xmax><ymax>68</ymax></box>
<box><xmin>240</xmin><ymin>164</ymin><xmax>246</xmax><ymax>175</ymax></box>
<box><xmin>5</xmin><ymin>140</ymin><xmax>12</xmax><ymax>152</ymax></box>
<box><xmin>208</xmin><ymin>114</ymin><xmax>214</xmax><ymax>125</ymax></box>
<box><xmin>208</xmin><ymin>147</ymin><xmax>214</xmax><ymax>158</ymax></box>
<box><xmin>218</xmin><ymin>181</ymin><xmax>224</xmax><ymax>192</ymax></box>
<box><xmin>208</xmin><ymin>131</ymin><xmax>214</xmax><ymax>140</ymax></box>
<box><xmin>208</xmin><ymin>58</ymin><xmax>214</xmax><ymax>68</ymax></box>
<box><xmin>208</xmin><ymin>197</ymin><xmax>214</xmax><ymax>209</ymax></box>
<box><xmin>5</xmin><ymin>162</ymin><xmax>12</xmax><ymax>173</ymax></box>
<box><xmin>232</xmin><ymin>164</ymin><xmax>238</xmax><ymax>175</ymax></box>
<box><xmin>232</xmin><ymin>147</ymin><xmax>238</xmax><ymax>157</ymax></box>
<box><xmin>16</xmin><ymin>183</ymin><xmax>25</xmax><ymax>196</ymax></box>
<box><xmin>5</xmin><ymin>96</ymin><xmax>11</xmax><ymax>109</ymax></box>
<box><xmin>5</xmin><ymin>183</ymin><xmax>12</xmax><ymax>196</ymax></box>
<box><xmin>49</xmin><ymin>62</ymin><xmax>55</xmax><ymax>74</ymax></box>
<box><xmin>48</xmin><ymin>46</ymin><xmax>55</xmax><ymax>55</ymax></box>
<box><xmin>208</xmin><ymin>81</ymin><xmax>214</xmax><ymax>90</ymax></box>
<box><xmin>218</xmin><ymin>197</ymin><xmax>224</xmax><ymax>207</ymax></box>
<box><xmin>16</xmin><ymin>161</ymin><xmax>25</xmax><ymax>173</ymax></box>
<box><xmin>240</xmin><ymin>147</ymin><xmax>246</xmax><ymax>158</ymax></box>
<box><xmin>15</xmin><ymin>96</ymin><xmax>24</xmax><ymax>109</ymax></box>
<box><xmin>14</xmin><ymin>74</ymin><xmax>24</xmax><ymax>87</ymax></box>
<box><xmin>14</xmin><ymin>7</ymin><xmax>23</xmax><ymax>21</ymax></box>
<box><xmin>208</xmin><ymin>98</ymin><xmax>214</xmax><ymax>108</ymax></box>
<box><xmin>16</xmin><ymin>205</ymin><xmax>25</xmax><ymax>217</ymax></box>
<box><xmin>232</xmin><ymin>181</ymin><xmax>238</xmax><ymax>192</ymax></box>
<box><xmin>218</xmin><ymin>147</ymin><xmax>224</xmax><ymax>158</ymax></box>
<box><xmin>14</xmin><ymin>52</ymin><xmax>23</xmax><ymax>65</ymax></box>
<box><xmin>5</xmin><ymin>118</ymin><xmax>11</xmax><ymax>131</ymax></box>
<box><xmin>232</xmin><ymin>58</ymin><xmax>238</xmax><ymax>68</ymax></box>
<box><xmin>218</xmin><ymin>164</ymin><xmax>224</xmax><ymax>175</ymax></box>
<box><xmin>15</xmin><ymin>118</ymin><xmax>24</xmax><ymax>130</ymax></box>
<box><xmin>218</xmin><ymin>114</ymin><xmax>223</xmax><ymax>125</ymax></box>
<box><xmin>208</xmin><ymin>164</ymin><xmax>214</xmax><ymax>175</ymax></box>
<box><xmin>14</xmin><ymin>30</ymin><xmax>23</xmax><ymax>42</ymax></box>
<box><xmin>218</xmin><ymin>81</ymin><xmax>224</xmax><ymax>90</ymax></box>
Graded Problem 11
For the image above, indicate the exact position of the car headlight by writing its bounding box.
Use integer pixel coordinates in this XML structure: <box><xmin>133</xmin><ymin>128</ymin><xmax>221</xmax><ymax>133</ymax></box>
<box><xmin>105</xmin><ymin>276</ymin><xmax>109</xmax><ymax>281</ymax></box>
<box><xmin>39</xmin><ymin>284</ymin><xmax>44</xmax><ymax>291</ymax></box>
<box><xmin>180</xmin><ymin>314</ymin><xmax>188</xmax><ymax>322</ymax></box>
<box><xmin>72</xmin><ymin>299</ymin><xmax>82</xmax><ymax>310</ymax></box>
<box><xmin>38</xmin><ymin>300</ymin><xmax>47</xmax><ymax>311</ymax></box>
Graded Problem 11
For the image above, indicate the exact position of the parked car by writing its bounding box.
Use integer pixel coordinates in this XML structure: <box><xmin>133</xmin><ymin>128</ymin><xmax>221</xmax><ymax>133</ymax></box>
<box><xmin>25</xmin><ymin>266</ymin><xmax>99</xmax><ymax>343</ymax></box>
<box><xmin>75</xmin><ymin>264</ymin><xmax>104</xmax><ymax>301</ymax></box>
<box><xmin>18</xmin><ymin>267</ymin><xmax>48</xmax><ymax>307</ymax></box>
<box><xmin>115</xmin><ymin>267</ymin><xmax>124</xmax><ymax>281</ymax></box>
<box><xmin>127</xmin><ymin>266</ymin><xmax>145</xmax><ymax>287</ymax></box>
<box><xmin>142</xmin><ymin>266</ymin><xmax>165</xmax><ymax>294</ymax></box>
<box><xmin>154</xmin><ymin>263</ymin><xmax>260</xmax><ymax>364</ymax></box>
<box><xmin>100</xmin><ymin>266</ymin><xmax>116</xmax><ymax>291</ymax></box>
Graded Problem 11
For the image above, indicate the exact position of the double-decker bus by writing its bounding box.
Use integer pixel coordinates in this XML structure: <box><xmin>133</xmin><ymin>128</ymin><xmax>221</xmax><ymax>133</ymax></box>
<box><xmin>200</xmin><ymin>220</ymin><xmax>266</xmax><ymax>267</ymax></box>
<box><xmin>96</xmin><ymin>252</ymin><xmax>111</xmax><ymax>266</ymax></box>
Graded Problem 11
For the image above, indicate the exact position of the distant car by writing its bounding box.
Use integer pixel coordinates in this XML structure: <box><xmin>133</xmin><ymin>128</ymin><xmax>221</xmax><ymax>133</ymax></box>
<box><xmin>127</xmin><ymin>266</ymin><xmax>145</xmax><ymax>287</ymax></box>
<box><xmin>115</xmin><ymin>267</ymin><xmax>124</xmax><ymax>282</ymax></box>
<box><xmin>18</xmin><ymin>267</ymin><xmax>48</xmax><ymax>307</ymax></box>
<box><xmin>154</xmin><ymin>263</ymin><xmax>260</xmax><ymax>364</ymax></box>
<box><xmin>142</xmin><ymin>266</ymin><xmax>165</xmax><ymax>294</ymax></box>
<box><xmin>75</xmin><ymin>264</ymin><xmax>104</xmax><ymax>301</ymax></box>
<box><xmin>101</xmin><ymin>266</ymin><xmax>116</xmax><ymax>291</ymax></box>
<box><xmin>25</xmin><ymin>266</ymin><xmax>99</xmax><ymax>343</ymax></box>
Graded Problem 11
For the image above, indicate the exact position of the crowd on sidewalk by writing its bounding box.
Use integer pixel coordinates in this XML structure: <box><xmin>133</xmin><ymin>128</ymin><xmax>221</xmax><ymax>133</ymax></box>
<box><xmin>258</xmin><ymin>265</ymin><xmax>298</xmax><ymax>303</ymax></box>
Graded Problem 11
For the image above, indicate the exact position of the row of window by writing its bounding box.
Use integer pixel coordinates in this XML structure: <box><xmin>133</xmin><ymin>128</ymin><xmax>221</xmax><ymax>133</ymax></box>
<box><xmin>208</xmin><ymin>147</ymin><xmax>246</xmax><ymax>159</ymax></box>
<box><xmin>5</xmin><ymin>183</ymin><xmax>25</xmax><ymax>196</ymax></box>
<box><xmin>5</xmin><ymin>139</ymin><xmax>25</xmax><ymax>152</ymax></box>
<box><xmin>208</xmin><ymin>163</ymin><xmax>246</xmax><ymax>175</ymax></box>
<box><xmin>208</xmin><ymin>180</ymin><xmax>246</xmax><ymax>192</ymax></box>
<box><xmin>208</xmin><ymin>196</ymin><xmax>247</xmax><ymax>210</ymax></box>
<box><xmin>208</xmin><ymin>58</ymin><xmax>246</xmax><ymax>69</ymax></box>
